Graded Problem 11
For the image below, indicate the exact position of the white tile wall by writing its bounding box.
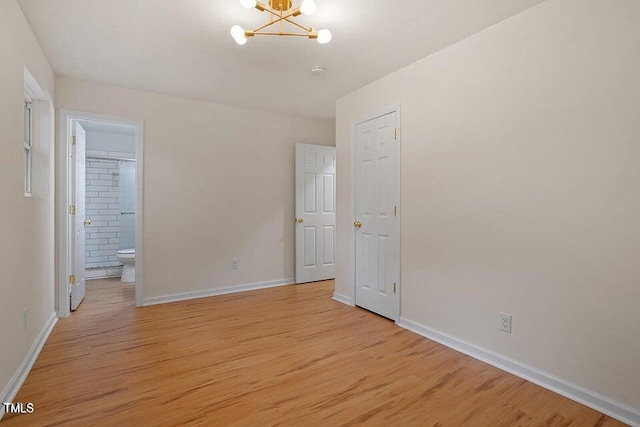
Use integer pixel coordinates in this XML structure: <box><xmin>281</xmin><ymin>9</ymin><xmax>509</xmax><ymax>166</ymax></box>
<box><xmin>86</xmin><ymin>266</ymin><xmax>123</xmax><ymax>280</ymax></box>
<box><xmin>85</xmin><ymin>158</ymin><xmax>122</xmax><ymax>268</ymax></box>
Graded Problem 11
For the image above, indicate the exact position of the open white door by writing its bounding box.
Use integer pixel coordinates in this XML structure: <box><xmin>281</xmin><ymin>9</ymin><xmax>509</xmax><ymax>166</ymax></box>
<box><xmin>71</xmin><ymin>121</ymin><xmax>86</xmax><ymax>311</ymax></box>
<box><xmin>354</xmin><ymin>110</ymin><xmax>399</xmax><ymax>320</ymax></box>
<box><xmin>295</xmin><ymin>143</ymin><xmax>336</xmax><ymax>284</ymax></box>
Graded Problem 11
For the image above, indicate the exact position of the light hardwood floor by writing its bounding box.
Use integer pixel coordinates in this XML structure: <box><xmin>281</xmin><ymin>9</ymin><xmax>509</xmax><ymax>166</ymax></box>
<box><xmin>3</xmin><ymin>279</ymin><xmax>624</xmax><ymax>426</ymax></box>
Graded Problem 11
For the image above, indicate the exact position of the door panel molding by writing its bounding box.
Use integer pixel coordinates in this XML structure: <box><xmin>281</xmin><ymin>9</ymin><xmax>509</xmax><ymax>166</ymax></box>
<box><xmin>351</xmin><ymin>104</ymin><xmax>401</xmax><ymax>321</ymax></box>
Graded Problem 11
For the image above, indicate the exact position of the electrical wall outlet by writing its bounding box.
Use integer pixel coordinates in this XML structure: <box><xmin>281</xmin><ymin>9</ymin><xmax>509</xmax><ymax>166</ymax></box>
<box><xmin>231</xmin><ymin>259</ymin><xmax>239</xmax><ymax>270</ymax></box>
<box><xmin>23</xmin><ymin>308</ymin><xmax>29</xmax><ymax>329</ymax></box>
<box><xmin>498</xmin><ymin>312</ymin><xmax>512</xmax><ymax>333</ymax></box>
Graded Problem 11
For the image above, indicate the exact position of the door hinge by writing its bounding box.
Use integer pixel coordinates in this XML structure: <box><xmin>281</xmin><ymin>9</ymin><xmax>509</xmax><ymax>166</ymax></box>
<box><xmin>394</xmin><ymin>205</ymin><xmax>397</xmax><ymax>216</ymax></box>
<box><xmin>394</xmin><ymin>129</ymin><xmax>397</xmax><ymax>140</ymax></box>
<box><xmin>393</xmin><ymin>283</ymin><xmax>397</xmax><ymax>293</ymax></box>
<box><xmin>69</xmin><ymin>275</ymin><xmax>76</xmax><ymax>285</ymax></box>
<box><xmin>69</xmin><ymin>205</ymin><xmax>76</xmax><ymax>215</ymax></box>
<box><xmin>70</xmin><ymin>135</ymin><xmax>76</xmax><ymax>145</ymax></box>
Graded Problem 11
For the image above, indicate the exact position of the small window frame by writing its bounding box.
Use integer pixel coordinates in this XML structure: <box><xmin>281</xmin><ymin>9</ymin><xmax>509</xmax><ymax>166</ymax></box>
<box><xmin>24</xmin><ymin>97</ymin><xmax>33</xmax><ymax>197</ymax></box>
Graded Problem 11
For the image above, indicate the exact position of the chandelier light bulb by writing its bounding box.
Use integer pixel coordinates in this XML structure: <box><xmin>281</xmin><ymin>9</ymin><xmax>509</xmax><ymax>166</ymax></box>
<box><xmin>300</xmin><ymin>0</ymin><xmax>316</xmax><ymax>16</ymax></box>
<box><xmin>230</xmin><ymin>25</ymin><xmax>245</xmax><ymax>40</ymax></box>
<box><xmin>234</xmin><ymin>35</ymin><xmax>248</xmax><ymax>45</ymax></box>
<box><xmin>240</xmin><ymin>0</ymin><xmax>257</xmax><ymax>9</ymax></box>
<box><xmin>317</xmin><ymin>29</ymin><xmax>332</xmax><ymax>44</ymax></box>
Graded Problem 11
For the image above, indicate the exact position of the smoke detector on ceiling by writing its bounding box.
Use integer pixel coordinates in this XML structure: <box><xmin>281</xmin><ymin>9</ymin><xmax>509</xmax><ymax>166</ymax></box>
<box><xmin>311</xmin><ymin>65</ymin><xmax>325</xmax><ymax>75</ymax></box>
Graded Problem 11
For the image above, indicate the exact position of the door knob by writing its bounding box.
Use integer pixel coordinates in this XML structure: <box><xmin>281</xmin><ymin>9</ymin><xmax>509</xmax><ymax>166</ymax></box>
<box><xmin>84</xmin><ymin>219</ymin><xmax>91</xmax><ymax>226</ymax></box>
<box><xmin>353</xmin><ymin>221</ymin><xmax>362</xmax><ymax>228</ymax></box>
<box><xmin>296</xmin><ymin>218</ymin><xmax>305</xmax><ymax>223</ymax></box>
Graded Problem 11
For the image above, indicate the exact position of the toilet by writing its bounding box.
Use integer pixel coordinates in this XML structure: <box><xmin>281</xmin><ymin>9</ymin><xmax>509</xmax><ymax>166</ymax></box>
<box><xmin>116</xmin><ymin>248</ymin><xmax>135</xmax><ymax>283</ymax></box>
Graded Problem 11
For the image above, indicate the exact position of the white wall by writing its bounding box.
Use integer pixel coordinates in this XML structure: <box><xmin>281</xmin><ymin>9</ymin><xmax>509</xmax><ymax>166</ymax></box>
<box><xmin>85</xmin><ymin>130</ymin><xmax>135</xmax><ymax>156</ymax></box>
<box><xmin>336</xmin><ymin>0</ymin><xmax>640</xmax><ymax>413</ymax></box>
<box><xmin>0</xmin><ymin>0</ymin><xmax>56</xmax><ymax>406</ymax></box>
<box><xmin>56</xmin><ymin>77</ymin><xmax>335</xmax><ymax>300</ymax></box>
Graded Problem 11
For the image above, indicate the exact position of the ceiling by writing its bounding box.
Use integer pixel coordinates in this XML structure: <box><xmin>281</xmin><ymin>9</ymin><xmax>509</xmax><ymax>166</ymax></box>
<box><xmin>78</xmin><ymin>120</ymin><xmax>136</xmax><ymax>136</ymax></box>
<box><xmin>18</xmin><ymin>0</ymin><xmax>544</xmax><ymax>121</ymax></box>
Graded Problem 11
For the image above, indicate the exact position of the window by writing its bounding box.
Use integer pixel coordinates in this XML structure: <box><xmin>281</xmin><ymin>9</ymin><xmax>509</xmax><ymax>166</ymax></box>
<box><xmin>24</xmin><ymin>66</ymin><xmax>51</xmax><ymax>199</ymax></box>
<box><xmin>24</xmin><ymin>99</ymin><xmax>32</xmax><ymax>196</ymax></box>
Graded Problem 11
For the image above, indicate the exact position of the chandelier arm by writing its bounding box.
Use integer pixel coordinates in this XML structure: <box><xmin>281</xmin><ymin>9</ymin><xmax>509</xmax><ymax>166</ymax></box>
<box><xmin>252</xmin><ymin>7</ymin><xmax>300</xmax><ymax>33</ymax></box>
<box><xmin>284</xmin><ymin>17</ymin><xmax>311</xmax><ymax>33</ymax></box>
<box><xmin>253</xmin><ymin>32</ymin><xmax>309</xmax><ymax>36</ymax></box>
<box><xmin>262</xmin><ymin>6</ymin><xmax>301</xmax><ymax>21</ymax></box>
<box><xmin>261</xmin><ymin>7</ymin><xmax>280</xmax><ymax>18</ymax></box>
<box><xmin>253</xmin><ymin>19</ymin><xmax>283</xmax><ymax>33</ymax></box>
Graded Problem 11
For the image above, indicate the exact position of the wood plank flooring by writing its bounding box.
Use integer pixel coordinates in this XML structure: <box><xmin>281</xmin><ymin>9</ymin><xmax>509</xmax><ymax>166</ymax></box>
<box><xmin>3</xmin><ymin>279</ymin><xmax>624</xmax><ymax>426</ymax></box>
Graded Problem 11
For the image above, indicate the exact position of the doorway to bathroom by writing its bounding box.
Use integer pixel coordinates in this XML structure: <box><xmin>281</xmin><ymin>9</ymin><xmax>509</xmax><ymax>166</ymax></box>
<box><xmin>58</xmin><ymin>110</ymin><xmax>144</xmax><ymax>317</ymax></box>
<box><xmin>80</xmin><ymin>121</ymin><xmax>136</xmax><ymax>283</ymax></box>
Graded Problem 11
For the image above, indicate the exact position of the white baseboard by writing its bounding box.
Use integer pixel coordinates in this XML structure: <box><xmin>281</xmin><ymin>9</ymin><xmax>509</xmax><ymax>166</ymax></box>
<box><xmin>142</xmin><ymin>277</ymin><xmax>295</xmax><ymax>306</ymax></box>
<box><xmin>332</xmin><ymin>292</ymin><xmax>354</xmax><ymax>306</ymax></box>
<box><xmin>0</xmin><ymin>312</ymin><xmax>57</xmax><ymax>421</ymax></box>
<box><xmin>397</xmin><ymin>317</ymin><xmax>640</xmax><ymax>426</ymax></box>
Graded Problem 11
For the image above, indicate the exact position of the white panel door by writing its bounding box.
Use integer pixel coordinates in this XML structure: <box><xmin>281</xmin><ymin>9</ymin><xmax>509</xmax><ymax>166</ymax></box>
<box><xmin>71</xmin><ymin>121</ymin><xmax>86</xmax><ymax>311</ymax></box>
<box><xmin>354</xmin><ymin>111</ymin><xmax>399</xmax><ymax>320</ymax></box>
<box><xmin>295</xmin><ymin>143</ymin><xmax>336</xmax><ymax>284</ymax></box>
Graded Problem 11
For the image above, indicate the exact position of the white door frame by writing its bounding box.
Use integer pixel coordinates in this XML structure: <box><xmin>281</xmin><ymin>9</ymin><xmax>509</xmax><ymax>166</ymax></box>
<box><xmin>57</xmin><ymin>109</ymin><xmax>144</xmax><ymax>316</ymax></box>
<box><xmin>351</xmin><ymin>104</ymin><xmax>401</xmax><ymax>321</ymax></box>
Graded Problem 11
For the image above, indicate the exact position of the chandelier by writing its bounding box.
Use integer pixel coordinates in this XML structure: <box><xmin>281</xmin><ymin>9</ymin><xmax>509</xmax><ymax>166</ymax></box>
<box><xmin>230</xmin><ymin>0</ymin><xmax>332</xmax><ymax>45</ymax></box>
